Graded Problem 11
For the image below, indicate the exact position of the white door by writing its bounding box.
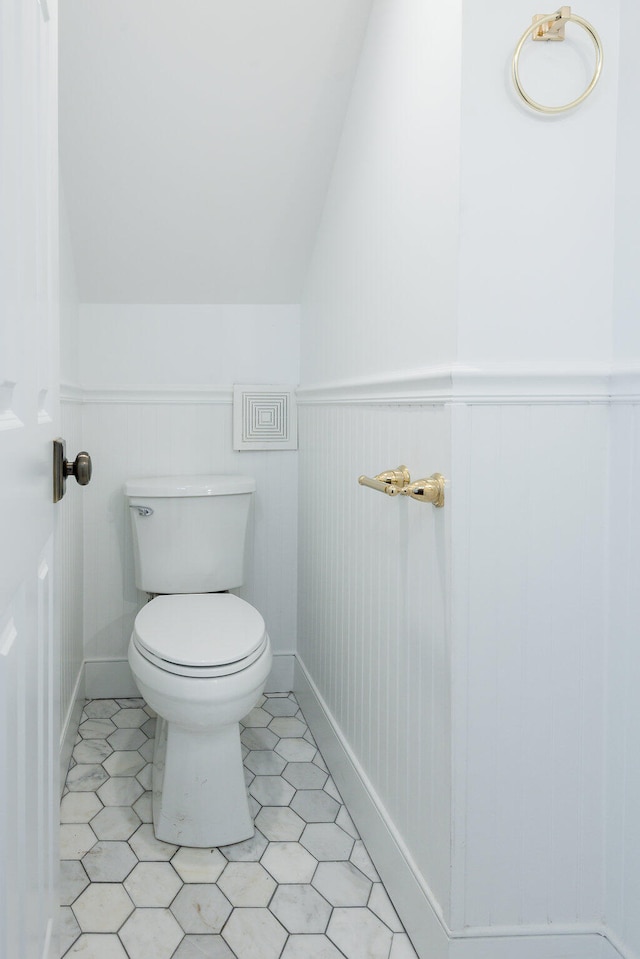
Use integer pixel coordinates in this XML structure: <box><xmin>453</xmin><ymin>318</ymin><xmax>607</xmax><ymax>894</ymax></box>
<box><xmin>0</xmin><ymin>1</ymin><xmax>59</xmax><ymax>958</ymax></box>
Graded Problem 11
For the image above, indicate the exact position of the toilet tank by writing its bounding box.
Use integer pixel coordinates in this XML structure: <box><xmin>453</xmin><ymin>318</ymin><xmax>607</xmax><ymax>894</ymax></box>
<box><xmin>125</xmin><ymin>474</ymin><xmax>256</xmax><ymax>594</ymax></box>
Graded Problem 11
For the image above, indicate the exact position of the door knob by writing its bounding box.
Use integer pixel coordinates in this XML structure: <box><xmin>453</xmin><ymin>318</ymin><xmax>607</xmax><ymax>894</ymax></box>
<box><xmin>66</xmin><ymin>450</ymin><xmax>92</xmax><ymax>486</ymax></box>
<box><xmin>53</xmin><ymin>438</ymin><xmax>93</xmax><ymax>503</ymax></box>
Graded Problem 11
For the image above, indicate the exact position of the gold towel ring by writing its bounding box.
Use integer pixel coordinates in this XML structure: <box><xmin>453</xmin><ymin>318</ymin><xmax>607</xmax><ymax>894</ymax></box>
<box><xmin>512</xmin><ymin>10</ymin><xmax>603</xmax><ymax>114</ymax></box>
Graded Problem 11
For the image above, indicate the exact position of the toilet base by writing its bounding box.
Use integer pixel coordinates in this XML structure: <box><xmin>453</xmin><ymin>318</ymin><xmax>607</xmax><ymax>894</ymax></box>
<box><xmin>152</xmin><ymin>716</ymin><xmax>253</xmax><ymax>848</ymax></box>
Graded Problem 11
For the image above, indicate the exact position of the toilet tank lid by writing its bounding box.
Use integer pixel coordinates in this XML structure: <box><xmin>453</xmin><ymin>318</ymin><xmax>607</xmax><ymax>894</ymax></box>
<box><xmin>125</xmin><ymin>474</ymin><xmax>256</xmax><ymax>497</ymax></box>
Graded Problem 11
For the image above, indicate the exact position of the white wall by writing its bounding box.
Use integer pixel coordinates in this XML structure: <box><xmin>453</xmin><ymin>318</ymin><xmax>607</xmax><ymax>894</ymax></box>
<box><xmin>299</xmin><ymin>1</ymin><xmax>621</xmax><ymax>957</ymax></box>
<box><xmin>79</xmin><ymin>304</ymin><xmax>299</xmax><ymax>386</ymax></box>
<box><xmin>59</xmin><ymin>180</ymin><xmax>80</xmax><ymax>386</ymax></box>
<box><xmin>610</xmin><ymin>0</ymin><xmax>639</xmax><ymax>365</ymax></box>
<box><xmin>59</xmin><ymin>0</ymin><xmax>373</xmax><ymax>305</ymax></box>
<box><xmin>299</xmin><ymin>0</ymin><xmax>459</xmax><ymax>948</ymax></box>
<box><xmin>56</xmin><ymin>1</ymin><xmax>640</xmax><ymax>955</ymax></box>
<box><xmin>457</xmin><ymin>0</ymin><xmax>619</xmax><ymax>366</ymax></box>
<box><xmin>78</xmin><ymin>304</ymin><xmax>300</xmax><ymax>693</ymax></box>
<box><xmin>449</xmin><ymin>0</ymin><xmax>617</xmax><ymax>939</ymax></box>
<box><xmin>606</xmin><ymin>0</ymin><xmax>640</xmax><ymax>953</ymax></box>
<box><xmin>301</xmin><ymin>0</ymin><xmax>461</xmax><ymax>385</ymax></box>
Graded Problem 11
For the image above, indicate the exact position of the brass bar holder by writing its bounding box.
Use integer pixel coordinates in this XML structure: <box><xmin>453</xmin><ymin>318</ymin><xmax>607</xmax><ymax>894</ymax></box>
<box><xmin>358</xmin><ymin>466</ymin><xmax>445</xmax><ymax>508</ymax></box>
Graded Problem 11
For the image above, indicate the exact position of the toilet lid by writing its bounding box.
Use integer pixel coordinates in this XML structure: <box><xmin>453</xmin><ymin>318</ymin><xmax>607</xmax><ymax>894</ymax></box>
<box><xmin>133</xmin><ymin>593</ymin><xmax>266</xmax><ymax>669</ymax></box>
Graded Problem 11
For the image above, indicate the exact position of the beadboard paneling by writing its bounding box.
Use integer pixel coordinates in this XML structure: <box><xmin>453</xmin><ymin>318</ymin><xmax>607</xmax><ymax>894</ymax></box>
<box><xmin>450</xmin><ymin>402</ymin><xmax>607</xmax><ymax>931</ymax></box>
<box><xmin>298</xmin><ymin>396</ymin><xmax>610</xmax><ymax>950</ymax></box>
<box><xmin>297</xmin><ymin>401</ymin><xmax>452</xmax><ymax>920</ymax></box>
<box><xmin>81</xmin><ymin>397</ymin><xmax>298</xmax><ymax>666</ymax></box>
<box><xmin>58</xmin><ymin>398</ymin><xmax>85</xmax><ymax>733</ymax></box>
<box><xmin>607</xmin><ymin>403</ymin><xmax>640</xmax><ymax>957</ymax></box>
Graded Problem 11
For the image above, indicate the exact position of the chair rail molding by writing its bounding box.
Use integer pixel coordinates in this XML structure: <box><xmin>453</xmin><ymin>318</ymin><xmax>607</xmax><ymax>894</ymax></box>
<box><xmin>60</xmin><ymin>384</ymin><xmax>233</xmax><ymax>405</ymax></box>
<box><xmin>62</xmin><ymin>365</ymin><xmax>640</xmax><ymax>409</ymax></box>
<box><xmin>296</xmin><ymin>363</ymin><xmax>640</xmax><ymax>406</ymax></box>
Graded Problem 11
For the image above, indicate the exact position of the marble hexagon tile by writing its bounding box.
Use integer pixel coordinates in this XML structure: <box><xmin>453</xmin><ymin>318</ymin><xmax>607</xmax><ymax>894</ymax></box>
<box><xmin>61</xmin><ymin>693</ymin><xmax>420</xmax><ymax>959</ymax></box>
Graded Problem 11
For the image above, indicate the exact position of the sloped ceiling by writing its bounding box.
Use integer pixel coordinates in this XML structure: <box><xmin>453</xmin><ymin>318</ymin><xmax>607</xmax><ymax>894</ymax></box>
<box><xmin>59</xmin><ymin>0</ymin><xmax>372</xmax><ymax>304</ymax></box>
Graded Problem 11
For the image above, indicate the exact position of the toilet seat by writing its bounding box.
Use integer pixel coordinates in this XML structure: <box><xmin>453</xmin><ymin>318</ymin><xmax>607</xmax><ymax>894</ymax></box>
<box><xmin>132</xmin><ymin>593</ymin><xmax>268</xmax><ymax>678</ymax></box>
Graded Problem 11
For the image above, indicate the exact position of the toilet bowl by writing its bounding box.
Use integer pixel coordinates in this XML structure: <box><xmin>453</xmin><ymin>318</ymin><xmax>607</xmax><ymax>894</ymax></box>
<box><xmin>125</xmin><ymin>474</ymin><xmax>271</xmax><ymax>848</ymax></box>
<box><xmin>129</xmin><ymin>593</ymin><xmax>272</xmax><ymax>847</ymax></box>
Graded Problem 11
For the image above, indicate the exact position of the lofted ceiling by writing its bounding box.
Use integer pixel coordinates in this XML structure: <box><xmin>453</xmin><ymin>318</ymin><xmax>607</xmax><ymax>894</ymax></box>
<box><xmin>59</xmin><ymin>0</ymin><xmax>372</xmax><ymax>304</ymax></box>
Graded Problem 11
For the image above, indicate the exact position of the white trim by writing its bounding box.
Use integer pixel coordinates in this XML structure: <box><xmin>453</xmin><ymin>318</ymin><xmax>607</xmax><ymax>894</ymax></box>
<box><xmin>59</xmin><ymin>662</ymin><xmax>85</xmax><ymax>797</ymax></box>
<box><xmin>60</xmin><ymin>383</ymin><xmax>84</xmax><ymax>404</ymax></box>
<box><xmin>449</xmin><ymin>932</ymin><xmax>611</xmax><ymax>959</ymax></box>
<box><xmin>60</xmin><ymin>366</ymin><xmax>640</xmax><ymax>409</ymax></box>
<box><xmin>602</xmin><ymin>930</ymin><xmax>640</xmax><ymax>959</ymax></box>
<box><xmin>41</xmin><ymin>918</ymin><xmax>54</xmax><ymax>959</ymax></box>
<box><xmin>297</xmin><ymin>367</ymin><xmax>454</xmax><ymax>405</ymax></box>
<box><xmin>454</xmin><ymin>367</ymin><xmax>611</xmax><ymax>405</ymax></box>
<box><xmin>61</xmin><ymin>385</ymin><xmax>233</xmax><ymax>405</ymax></box>
<box><xmin>296</xmin><ymin>364</ymin><xmax>640</xmax><ymax>406</ymax></box>
<box><xmin>84</xmin><ymin>657</ymin><xmax>139</xmax><ymax>699</ymax></box>
<box><xmin>265</xmin><ymin>652</ymin><xmax>295</xmax><ymax>693</ymax></box>
<box><xmin>294</xmin><ymin>654</ymin><xmax>633</xmax><ymax>959</ymax></box>
<box><xmin>84</xmin><ymin>652</ymin><xmax>296</xmax><ymax>700</ymax></box>
<box><xmin>610</xmin><ymin>368</ymin><xmax>640</xmax><ymax>403</ymax></box>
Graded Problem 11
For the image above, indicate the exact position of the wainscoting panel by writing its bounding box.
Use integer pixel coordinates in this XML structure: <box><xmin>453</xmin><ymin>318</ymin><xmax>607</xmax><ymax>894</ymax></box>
<box><xmin>297</xmin><ymin>388</ymin><xmax>611</xmax><ymax>957</ymax></box>
<box><xmin>297</xmin><ymin>401</ymin><xmax>453</xmax><ymax>922</ymax></box>
<box><xmin>606</xmin><ymin>403</ymin><xmax>640</xmax><ymax>959</ymax></box>
<box><xmin>58</xmin><ymin>396</ymin><xmax>85</xmax><ymax>784</ymax></box>
<box><xmin>450</xmin><ymin>402</ymin><xmax>608</xmax><ymax>931</ymax></box>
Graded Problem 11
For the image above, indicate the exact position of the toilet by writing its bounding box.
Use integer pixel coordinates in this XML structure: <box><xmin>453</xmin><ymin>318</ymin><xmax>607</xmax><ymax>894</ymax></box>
<box><xmin>125</xmin><ymin>474</ymin><xmax>272</xmax><ymax>848</ymax></box>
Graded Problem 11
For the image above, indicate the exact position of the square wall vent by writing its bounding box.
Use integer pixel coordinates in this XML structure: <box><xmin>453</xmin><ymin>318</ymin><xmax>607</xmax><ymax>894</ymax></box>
<box><xmin>233</xmin><ymin>386</ymin><xmax>297</xmax><ymax>451</ymax></box>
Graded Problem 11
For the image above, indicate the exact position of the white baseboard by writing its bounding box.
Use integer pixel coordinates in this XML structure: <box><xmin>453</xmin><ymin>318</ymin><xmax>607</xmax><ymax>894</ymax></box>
<box><xmin>84</xmin><ymin>658</ymin><xmax>139</xmax><ymax>699</ymax></box>
<box><xmin>59</xmin><ymin>664</ymin><xmax>85</xmax><ymax>797</ymax></box>
<box><xmin>601</xmin><ymin>931</ymin><xmax>639</xmax><ymax>959</ymax></box>
<box><xmin>265</xmin><ymin>652</ymin><xmax>295</xmax><ymax>692</ymax></box>
<box><xmin>450</xmin><ymin>932</ymin><xmax>609</xmax><ymax>959</ymax></box>
<box><xmin>42</xmin><ymin>917</ymin><xmax>54</xmax><ymax>959</ymax></box>
<box><xmin>448</xmin><ymin>923</ymin><xmax>636</xmax><ymax>959</ymax></box>
<box><xmin>294</xmin><ymin>655</ymin><xmax>632</xmax><ymax>959</ymax></box>
<box><xmin>83</xmin><ymin>652</ymin><xmax>295</xmax><ymax>700</ymax></box>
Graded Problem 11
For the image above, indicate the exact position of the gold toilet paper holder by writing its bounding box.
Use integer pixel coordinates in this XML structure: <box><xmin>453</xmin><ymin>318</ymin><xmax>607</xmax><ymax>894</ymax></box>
<box><xmin>358</xmin><ymin>465</ymin><xmax>445</xmax><ymax>508</ymax></box>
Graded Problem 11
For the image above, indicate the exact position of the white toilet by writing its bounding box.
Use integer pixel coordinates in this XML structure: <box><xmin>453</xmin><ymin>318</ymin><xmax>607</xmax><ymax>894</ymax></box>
<box><xmin>125</xmin><ymin>474</ymin><xmax>272</xmax><ymax>848</ymax></box>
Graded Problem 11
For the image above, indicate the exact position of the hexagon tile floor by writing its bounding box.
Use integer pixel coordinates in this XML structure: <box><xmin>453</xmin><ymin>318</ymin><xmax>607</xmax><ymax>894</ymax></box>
<box><xmin>60</xmin><ymin>693</ymin><xmax>419</xmax><ymax>959</ymax></box>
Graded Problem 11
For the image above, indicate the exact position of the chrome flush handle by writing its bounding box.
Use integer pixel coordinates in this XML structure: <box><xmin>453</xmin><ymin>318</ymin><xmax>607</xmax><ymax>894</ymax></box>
<box><xmin>130</xmin><ymin>506</ymin><xmax>154</xmax><ymax>517</ymax></box>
